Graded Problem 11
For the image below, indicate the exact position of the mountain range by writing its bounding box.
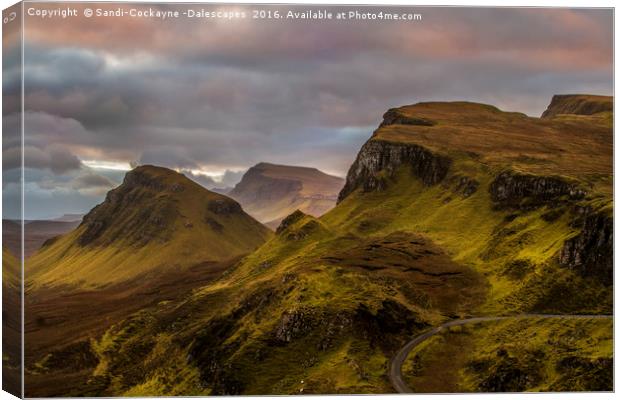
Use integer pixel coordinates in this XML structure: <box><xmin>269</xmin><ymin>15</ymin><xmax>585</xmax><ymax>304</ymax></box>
<box><xmin>20</xmin><ymin>94</ymin><xmax>613</xmax><ymax>396</ymax></box>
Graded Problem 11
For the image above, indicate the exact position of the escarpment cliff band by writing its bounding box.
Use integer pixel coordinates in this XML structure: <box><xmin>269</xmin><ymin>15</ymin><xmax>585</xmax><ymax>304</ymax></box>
<box><xmin>337</xmin><ymin>96</ymin><xmax>612</xmax><ymax>287</ymax></box>
<box><xmin>488</xmin><ymin>171</ymin><xmax>587</xmax><ymax>209</ymax></box>
<box><xmin>338</xmin><ymin>140</ymin><xmax>451</xmax><ymax>202</ymax></box>
<box><xmin>560</xmin><ymin>208</ymin><xmax>613</xmax><ymax>285</ymax></box>
<box><xmin>541</xmin><ymin>94</ymin><xmax>613</xmax><ymax>118</ymax></box>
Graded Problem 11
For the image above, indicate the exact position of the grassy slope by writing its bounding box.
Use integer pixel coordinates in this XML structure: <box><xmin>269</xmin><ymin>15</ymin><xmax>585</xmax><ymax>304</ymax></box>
<box><xmin>2</xmin><ymin>247</ymin><xmax>21</xmax><ymax>396</ymax></box>
<box><xmin>26</xmin><ymin>166</ymin><xmax>273</xmax><ymax>288</ymax></box>
<box><xmin>3</xmin><ymin>246</ymin><xmax>20</xmax><ymax>288</ymax></box>
<box><xmin>82</xmin><ymin>210</ymin><xmax>486</xmax><ymax>395</ymax></box>
<box><xmin>377</xmin><ymin>101</ymin><xmax>612</xmax><ymax>194</ymax></box>
<box><xmin>27</xmin><ymin>99</ymin><xmax>613</xmax><ymax>395</ymax></box>
<box><xmin>327</xmin><ymin>163</ymin><xmax>612</xmax><ymax>315</ymax></box>
<box><xmin>402</xmin><ymin>317</ymin><xmax>612</xmax><ymax>392</ymax></box>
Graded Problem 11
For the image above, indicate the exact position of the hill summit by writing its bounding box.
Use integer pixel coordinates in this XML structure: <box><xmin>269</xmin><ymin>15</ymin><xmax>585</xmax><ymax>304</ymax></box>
<box><xmin>541</xmin><ymin>94</ymin><xmax>612</xmax><ymax>118</ymax></box>
<box><xmin>27</xmin><ymin>165</ymin><xmax>272</xmax><ymax>288</ymax></box>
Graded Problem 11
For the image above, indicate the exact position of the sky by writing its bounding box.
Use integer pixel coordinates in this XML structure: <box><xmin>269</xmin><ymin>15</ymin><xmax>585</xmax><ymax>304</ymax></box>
<box><xmin>2</xmin><ymin>3</ymin><xmax>613</xmax><ymax>219</ymax></box>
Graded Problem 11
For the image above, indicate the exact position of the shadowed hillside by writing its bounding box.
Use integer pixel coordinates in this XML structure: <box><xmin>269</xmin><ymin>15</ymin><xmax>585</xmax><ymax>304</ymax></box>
<box><xmin>2</xmin><ymin>246</ymin><xmax>21</xmax><ymax>396</ymax></box>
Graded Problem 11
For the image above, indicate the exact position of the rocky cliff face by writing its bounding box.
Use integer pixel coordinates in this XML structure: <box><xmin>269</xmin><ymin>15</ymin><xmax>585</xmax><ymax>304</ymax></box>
<box><xmin>488</xmin><ymin>171</ymin><xmax>611</xmax><ymax>283</ymax></box>
<box><xmin>340</xmin><ymin>129</ymin><xmax>610</xmax><ymax>287</ymax></box>
<box><xmin>541</xmin><ymin>94</ymin><xmax>613</xmax><ymax>118</ymax></box>
<box><xmin>489</xmin><ymin>171</ymin><xmax>587</xmax><ymax>209</ymax></box>
<box><xmin>338</xmin><ymin>139</ymin><xmax>451</xmax><ymax>202</ymax></box>
<box><xmin>559</xmin><ymin>208</ymin><xmax>613</xmax><ymax>285</ymax></box>
<box><xmin>379</xmin><ymin>108</ymin><xmax>436</xmax><ymax>128</ymax></box>
<box><xmin>275</xmin><ymin>210</ymin><xmax>306</xmax><ymax>235</ymax></box>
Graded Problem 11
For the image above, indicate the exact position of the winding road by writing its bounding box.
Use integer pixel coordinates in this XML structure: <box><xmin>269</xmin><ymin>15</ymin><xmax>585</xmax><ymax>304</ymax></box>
<box><xmin>389</xmin><ymin>314</ymin><xmax>613</xmax><ymax>393</ymax></box>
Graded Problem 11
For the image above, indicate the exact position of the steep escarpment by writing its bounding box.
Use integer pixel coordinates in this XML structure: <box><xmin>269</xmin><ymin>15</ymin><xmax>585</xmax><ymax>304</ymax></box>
<box><xmin>559</xmin><ymin>207</ymin><xmax>613</xmax><ymax>285</ymax></box>
<box><xmin>485</xmin><ymin>169</ymin><xmax>611</xmax><ymax>285</ymax></box>
<box><xmin>488</xmin><ymin>171</ymin><xmax>586</xmax><ymax>209</ymax></box>
<box><xmin>332</xmin><ymin>97</ymin><xmax>612</xmax><ymax>314</ymax></box>
<box><xmin>541</xmin><ymin>94</ymin><xmax>613</xmax><ymax>118</ymax></box>
<box><xmin>379</xmin><ymin>108</ymin><xmax>436</xmax><ymax>127</ymax></box>
<box><xmin>229</xmin><ymin>162</ymin><xmax>344</xmax><ymax>228</ymax></box>
<box><xmin>338</xmin><ymin>139</ymin><xmax>451</xmax><ymax>202</ymax></box>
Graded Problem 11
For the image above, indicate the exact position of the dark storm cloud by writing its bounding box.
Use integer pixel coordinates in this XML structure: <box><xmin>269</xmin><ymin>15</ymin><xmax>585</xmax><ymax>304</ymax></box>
<box><xmin>7</xmin><ymin>5</ymin><xmax>612</xmax><ymax>219</ymax></box>
<box><xmin>25</xmin><ymin>146</ymin><xmax>82</xmax><ymax>174</ymax></box>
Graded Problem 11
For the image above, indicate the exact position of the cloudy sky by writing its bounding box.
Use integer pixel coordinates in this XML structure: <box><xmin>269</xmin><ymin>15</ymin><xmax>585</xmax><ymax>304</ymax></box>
<box><xmin>2</xmin><ymin>4</ymin><xmax>613</xmax><ymax>219</ymax></box>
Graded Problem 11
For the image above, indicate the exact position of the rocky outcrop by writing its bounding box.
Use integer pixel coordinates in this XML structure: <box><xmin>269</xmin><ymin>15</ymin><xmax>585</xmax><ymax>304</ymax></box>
<box><xmin>443</xmin><ymin>175</ymin><xmax>479</xmax><ymax>198</ymax></box>
<box><xmin>271</xmin><ymin>300</ymin><xmax>424</xmax><ymax>351</ymax></box>
<box><xmin>275</xmin><ymin>210</ymin><xmax>306</xmax><ymax>235</ymax></box>
<box><xmin>553</xmin><ymin>356</ymin><xmax>612</xmax><ymax>391</ymax></box>
<box><xmin>476</xmin><ymin>354</ymin><xmax>542</xmax><ymax>392</ymax></box>
<box><xmin>353</xmin><ymin>300</ymin><xmax>427</xmax><ymax>348</ymax></box>
<box><xmin>121</xmin><ymin>167</ymin><xmax>168</xmax><ymax>191</ymax></box>
<box><xmin>273</xmin><ymin>308</ymin><xmax>318</xmax><ymax>343</ymax></box>
<box><xmin>489</xmin><ymin>171</ymin><xmax>586</xmax><ymax>209</ymax></box>
<box><xmin>276</xmin><ymin>212</ymin><xmax>321</xmax><ymax>241</ymax></box>
<box><xmin>338</xmin><ymin>139</ymin><xmax>451</xmax><ymax>202</ymax></box>
<box><xmin>207</xmin><ymin>199</ymin><xmax>242</xmax><ymax>216</ymax></box>
<box><xmin>379</xmin><ymin>109</ymin><xmax>436</xmax><ymax>128</ymax></box>
<box><xmin>559</xmin><ymin>208</ymin><xmax>612</xmax><ymax>285</ymax></box>
<box><xmin>541</xmin><ymin>94</ymin><xmax>613</xmax><ymax>118</ymax></box>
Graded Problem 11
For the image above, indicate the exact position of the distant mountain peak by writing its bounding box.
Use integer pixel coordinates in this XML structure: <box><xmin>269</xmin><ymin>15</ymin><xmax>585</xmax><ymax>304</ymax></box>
<box><xmin>229</xmin><ymin>162</ymin><xmax>344</xmax><ymax>229</ymax></box>
<box><xmin>252</xmin><ymin>162</ymin><xmax>322</xmax><ymax>174</ymax></box>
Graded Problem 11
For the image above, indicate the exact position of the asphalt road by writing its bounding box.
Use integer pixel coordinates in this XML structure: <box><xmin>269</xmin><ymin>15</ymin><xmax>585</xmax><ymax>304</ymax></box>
<box><xmin>389</xmin><ymin>314</ymin><xmax>613</xmax><ymax>393</ymax></box>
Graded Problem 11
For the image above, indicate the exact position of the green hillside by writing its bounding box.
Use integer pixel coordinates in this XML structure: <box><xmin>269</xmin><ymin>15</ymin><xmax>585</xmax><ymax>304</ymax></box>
<box><xmin>25</xmin><ymin>96</ymin><xmax>613</xmax><ymax>395</ymax></box>
<box><xmin>3</xmin><ymin>246</ymin><xmax>21</xmax><ymax>396</ymax></box>
<box><xmin>26</xmin><ymin>165</ymin><xmax>272</xmax><ymax>289</ymax></box>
